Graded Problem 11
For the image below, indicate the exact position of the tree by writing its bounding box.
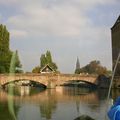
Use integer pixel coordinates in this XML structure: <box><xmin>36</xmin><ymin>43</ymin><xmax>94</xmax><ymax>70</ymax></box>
<box><xmin>46</xmin><ymin>50</ymin><xmax>52</xmax><ymax>63</ymax></box>
<box><xmin>32</xmin><ymin>66</ymin><xmax>40</xmax><ymax>73</ymax></box>
<box><xmin>40</xmin><ymin>54</ymin><xmax>47</xmax><ymax>68</ymax></box>
<box><xmin>0</xmin><ymin>24</ymin><xmax>11</xmax><ymax>73</ymax></box>
<box><xmin>80</xmin><ymin>60</ymin><xmax>108</xmax><ymax>75</ymax></box>
<box><xmin>40</xmin><ymin>51</ymin><xmax>58</xmax><ymax>72</ymax></box>
<box><xmin>14</xmin><ymin>50</ymin><xmax>22</xmax><ymax>73</ymax></box>
<box><xmin>49</xmin><ymin>62</ymin><xmax>58</xmax><ymax>71</ymax></box>
<box><xmin>0</xmin><ymin>24</ymin><xmax>22</xmax><ymax>73</ymax></box>
<box><xmin>0</xmin><ymin>24</ymin><xmax>10</xmax><ymax>53</ymax></box>
<box><xmin>9</xmin><ymin>50</ymin><xmax>23</xmax><ymax>73</ymax></box>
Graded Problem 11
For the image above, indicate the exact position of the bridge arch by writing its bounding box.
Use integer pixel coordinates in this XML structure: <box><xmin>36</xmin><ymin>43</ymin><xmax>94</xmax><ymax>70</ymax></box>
<box><xmin>2</xmin><ymin>79</ymin><xmax>47</xmax><ymax>88</ymax></box>
<box><xmin>62</xmin><ymin>79</ymin><xmax>97</xmax><ymax>87</ymax></box>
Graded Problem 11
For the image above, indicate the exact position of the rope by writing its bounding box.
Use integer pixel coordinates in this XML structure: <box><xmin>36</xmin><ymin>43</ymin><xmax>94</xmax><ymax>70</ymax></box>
<box><xmin>106</xmin><ymin>51</ymin><xmax>120</xmax><ymax>120</ymax></box>
<box><xmin>107</xmin><ymin>51</ymin><xmax>120</xmax><ymax>100</ymax></box>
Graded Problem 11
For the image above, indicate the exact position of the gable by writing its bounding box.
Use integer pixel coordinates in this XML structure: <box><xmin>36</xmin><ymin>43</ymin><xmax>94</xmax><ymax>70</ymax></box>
<box><xmin>40</xmin><ymin>64</ymin><xmax>54</xmax><ymax>73</ymax></box>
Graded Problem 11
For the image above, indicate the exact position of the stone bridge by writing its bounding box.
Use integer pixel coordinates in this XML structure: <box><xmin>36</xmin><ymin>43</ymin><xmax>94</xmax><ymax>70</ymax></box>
<box><xmin>0</xmin><ymin>73</ymin><xmax>98</xmax><ymax>88</ymax></box>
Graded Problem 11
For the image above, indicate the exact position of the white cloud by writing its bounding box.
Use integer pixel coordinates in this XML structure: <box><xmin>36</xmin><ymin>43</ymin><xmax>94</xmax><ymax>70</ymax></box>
<box><xmin>6</xmin><ymin>1</ymin><xmax>91</xmax><ymax>38</ymax></box>
<box><xmin>3</xmin><ymin>0</ymin><xmax>118</xmax><ymax>72</ymax></box>
<box><xmin>6</xmin><ymin>0</ymin><xmax>118</xmax><ymax>38</ymax></box>
<box><xmin>10</xmin><ymin>29</ymin><xmax>28</xmax><ymax>38</ymax></box>
<box><xmin>0</xmin><ymin>0</ymin><xmax>18</xmax><ymax>5</ymax></box>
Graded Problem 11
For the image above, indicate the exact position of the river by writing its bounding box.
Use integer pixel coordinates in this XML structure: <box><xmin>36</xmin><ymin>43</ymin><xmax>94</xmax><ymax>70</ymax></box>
<box><xmin>0</xmin><ymin>85</ymin><xmax>119</xmax><ymax>120</ymax></box>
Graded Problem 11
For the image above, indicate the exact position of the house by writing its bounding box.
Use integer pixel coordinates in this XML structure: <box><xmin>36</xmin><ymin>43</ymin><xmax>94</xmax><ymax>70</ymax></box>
<box><xmin>40</xmin><ymin>64</ymin><xmax>55</xmax><ymax>73</ymax></box>
<box><xmin>111</xmin><ymin>15</ymin><xmax>120</xmax><ymax>76</ymax></box>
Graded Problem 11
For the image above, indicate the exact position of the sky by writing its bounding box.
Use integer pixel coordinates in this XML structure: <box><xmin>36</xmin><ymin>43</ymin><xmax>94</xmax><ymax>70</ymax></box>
<box><xmin>0</xmin><ymin>0</ymin><xmax>120</xmax><ymax>73</ymax></box>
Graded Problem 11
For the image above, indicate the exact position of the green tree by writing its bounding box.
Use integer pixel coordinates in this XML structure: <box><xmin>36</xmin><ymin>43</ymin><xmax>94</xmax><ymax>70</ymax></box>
<box><xmin>14</xmin><ymin>50</ymin><xmax>22</xmax><ymax>73</ymax></box>
<box><xmin>46</xmin><ymin>50</ymin><xmax>52</xmax><ymax>63</ymax></box>
<box><xmin>0</xmin><ymin>24</ymin><xmax>10</xmax><ymax>53</ymax></box>
<box><xmin>40</xmin><ymin>51</ymin><xmax>58</xmax><ymax>72</ymax></box>
<box><xmin>32</xmin><ymin>66</ymin><xmax>40</xmax><ymax>73</ymax></box>
<box><xmin>40</xmin><ymin>54</ymin><xmax>47</xmax><ymax>68</ymax></box>
<box><xmin>0</xmin><ymin>24</ymin><xmax>22</xmax><ymax>73</ymax></box>
<box><xmin>49</xmin><ymin>62</ymin><xmax>57</xmax><ymax>71</ymax></box>
<box><xmin>78</xmin><ymin>60</ymin><xmax>108</xmax><ymax>75</ymax></box>
<box><xmin>0</xmin><ymin>24</ymin><xmax>11</xmax><ymax>73</ymax></box>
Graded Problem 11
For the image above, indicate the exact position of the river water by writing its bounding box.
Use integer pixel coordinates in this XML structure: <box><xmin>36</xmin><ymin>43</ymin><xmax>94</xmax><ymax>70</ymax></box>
<box><xmin>0</xmin><ymin>86</ymin><xmax>119</xmax><ymax>120</ymax></box>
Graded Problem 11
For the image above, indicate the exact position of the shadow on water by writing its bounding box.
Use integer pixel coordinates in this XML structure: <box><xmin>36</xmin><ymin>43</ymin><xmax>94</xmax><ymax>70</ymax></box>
<box><xmin>97</xmin><ymin>88</ymin><xmax>109</xmax><ymax>100</ymax></box>
<box><xmin>5</xmin><ymin>86</ymin><xmax>46</xmax><ymax>96</ymax></box>
<box><xmin>63</xmin><ymin>80</ymin><xmax>97</xmax><ymax>89</ymax></box>
<box><xmin>62</xmin><ymin>86</ymin><xmax>96</xmax><ymax>96</ymax></box>
<box><xmin>74</xmin><ymin>115</ymin><xmax>95</xmax><ymax>120</ymax></box>
<box><xmin>3</xmin><ymin>80</ymin><xmax>47</xmax><ymax>96</ymax></box>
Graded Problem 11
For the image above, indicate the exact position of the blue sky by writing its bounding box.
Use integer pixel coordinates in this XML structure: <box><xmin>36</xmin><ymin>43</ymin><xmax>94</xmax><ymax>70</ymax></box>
<box><xmin>0</xmin><ymin>0</ymin><xmax>120</xmax><ymax>73</ymax></box>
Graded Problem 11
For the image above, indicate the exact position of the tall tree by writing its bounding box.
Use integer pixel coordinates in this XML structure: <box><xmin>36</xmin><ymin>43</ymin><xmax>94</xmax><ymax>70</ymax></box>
<box><xmin>0</xmin><ymin>24</ymin><xmax>10</xmax><ymax>73</ymax></box>
<box><xmin>0</xmin><ymin>24</ymin><xmax>9</xmax><ymax>54</ymax></box>
<box><xmin>40</xmin><ymin>51</ymin><xmax>58</xmax><ymax>72</ymax></box>
<box><xmin>40</xmin><ymin>54</ymin><xmax>47</xmax><ymax>68</ymax></box>
<box><xmin>49</xmin><ymin>62</ymin><xmax>58</xmax><ymax>71</ymax></box>
<box><xmin>14</xmin><ymin>50</ymin><xmax>22</xmax><ymax>73</ymax></box>
<box><xmin>0</xmin><ymin>24</ymin><xmax>22</xmax><ymax>73</ymax></box>
<box><xmin>46</xmin><ymin>51</ymin><xmax>52</xmax><ymax>64</ymax></box>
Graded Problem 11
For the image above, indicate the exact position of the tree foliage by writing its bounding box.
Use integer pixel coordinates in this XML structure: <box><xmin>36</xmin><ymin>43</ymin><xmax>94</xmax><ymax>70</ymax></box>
<box><xmin>46</xmin><ymin>51</ymin><xmax>52</xmax><ymax>63</ymax></box>
<box><xmin>75</xmin><ymin>60</ymin><xmax>108</xmax><ymax>75</ymax></box>
<box><xmin>0</xmin><ymin>24</ymin><xmax>22</xmax><ymax>73</ymax></box>
<box><xmin>40</xmin><ymin>51</ymin><xmax>58</xmax><ymax>71</ymax></box>
<box><xmin>32</xmin><ymin>66</ymin><xmax>40</xmax><ymax>73</ymax></box>
<box><xmin>0</xmin><ymin>24</ymin><xmax>10</xmax><ymax>53</ymax></box>
<box><xmin>14</xmin><ymin>50</ymin><xmax>22</xmax><ymax>73</ymax></box>
<box><xmin>40</xmin><ymin>54</ymin><xmax>47</xmax><ymax>68</ymax></box>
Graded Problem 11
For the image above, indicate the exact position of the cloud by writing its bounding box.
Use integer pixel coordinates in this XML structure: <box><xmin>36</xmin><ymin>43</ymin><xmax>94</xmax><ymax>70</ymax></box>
<box><xmin>0</xmin><ymin>0</ymin><xmax>18</xmax><ymax>5</ymax></box>
<box><xmin>2</xmin><ymin>0</ymin><xmax>119</xmax><ymax>72</ymax></box>
<box><xmin>6</xmin><ymin>0</ymin><xmax>118</xmax><ymax>38</ymax></box>
<box><xmin>10</xmin><ymin>29</ymin><xmax>28</xmax><ymax>38</ymax></box>
<box><xmin>7</xmin><ymin>6</ymin><xmax>89</xmax><ymax>38</ymax></box>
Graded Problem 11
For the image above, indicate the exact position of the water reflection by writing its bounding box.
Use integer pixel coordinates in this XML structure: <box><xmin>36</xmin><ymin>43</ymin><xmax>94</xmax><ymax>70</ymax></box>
<box><xmin>17</xmin><ymin>104</ymin><xmax>41</xmax><ymax>120</ymax></box>
<box><xmin>74</xmin><ymin>115</ymin><xmax>95</xmax><ymax>120</ymax></box>
<box><xmin>62</xmin><ymin>87</ymin><xmax>94</xmax><ymax>95</ymax></box>
<box><xmin>0</xmin><ymin>86</ymin><xmax>118</xmax><ymax>120</ymax></box>
<box><xmin>4</xmin><ymin>85</ymin><xmax>45</xmax><ymax>96</ymax></box>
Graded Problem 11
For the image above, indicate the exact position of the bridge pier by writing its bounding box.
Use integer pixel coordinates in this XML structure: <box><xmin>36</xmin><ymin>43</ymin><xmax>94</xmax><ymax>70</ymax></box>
<box><xmin>47</xmin><ymin>81</ymin><xmax>56</xmax><ymax>89</ymax></box>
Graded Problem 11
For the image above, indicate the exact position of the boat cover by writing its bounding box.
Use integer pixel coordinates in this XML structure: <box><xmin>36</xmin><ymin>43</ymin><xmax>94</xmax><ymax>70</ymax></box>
<box><xmin>108</xmin><ymin>97</ymin><xmax>120</xmax><ymax>120</ymax></box>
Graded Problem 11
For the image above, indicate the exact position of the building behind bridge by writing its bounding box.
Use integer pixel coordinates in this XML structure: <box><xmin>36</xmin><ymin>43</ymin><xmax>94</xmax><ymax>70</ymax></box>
<box><xmin>111</xmin><ymin>15</ymin><xmax>120</xmax><ymax>88</ymax></box>
<box><xmin>111</xmin><ymin>15</ymin><xmax>120</xmax><ymax>76</ymax></box>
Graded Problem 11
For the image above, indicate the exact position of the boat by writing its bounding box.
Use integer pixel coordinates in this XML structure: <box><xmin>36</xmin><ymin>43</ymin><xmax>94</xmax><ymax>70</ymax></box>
<box><xmin>108</xmin><ymin>97</ymin><xmax>120</xmax><ymax>120</ymax></box>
